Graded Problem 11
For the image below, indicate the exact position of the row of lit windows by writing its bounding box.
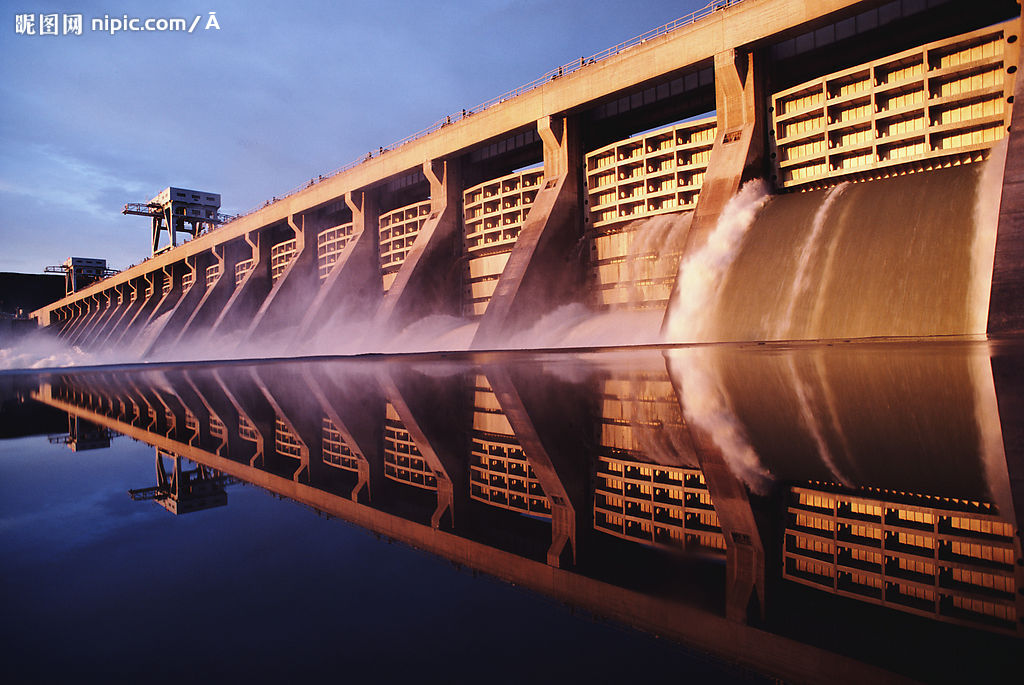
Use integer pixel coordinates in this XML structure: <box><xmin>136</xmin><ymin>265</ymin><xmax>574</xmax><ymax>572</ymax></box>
<box><xmin>898</xmin><ymin>556</ymin><xmax>935</xmax><ymax>577</ymax></box>
<box><xmin>895</xmin><ymin>583</ymin><xmax>934</xmax><ymax>602</ymax></box>
<box><xmin>238</xmin><ymin>414</ymin><xmax>258</xmax><ymax>442</ymax></box>
<box><xmin>847</xmin><ymin>547</ymin><xmax>882</xmax><ymax>566</ymax></box>
<box><xmin>270</xmin><ymin>239</ymin><xmax>297</xmax><ymax>283</ymax></box>
<box><xmin>848</xmin><ymin>524</ymin><xmax>882</xmax><ymax>541</ymax></box>
<box><xmin>796</xmin><ymin>513</ymin><xmax>835</xmax><ymax>532</ymax></box>
<box><xmin>797</xmin><ymin>491</ymin><xmax>834</xmax><ymax>510</ymax></box>
<box><xmin>793</xmin><ymin>535</ymin><xmax>834</xmax><ymax>556</ymax></box>
<box><xmin>953</xmin><ymin>596</ymin><xmax>1015</xmax><ymax>622</ymax></box>
<box><xmin>322</xmin><ymin>417</ymin><xmax>360</xmax><ymax>471</ymax></box>
<box><xmin>794</xmin><ymin>556</ymin><xmax>835</xmax><ymax>579</ymax></box>
<box><xmin>948</xmin><ymin>516</ymin><xmax>1012</xmax><ymax>538</ymax></box>
<box><xmin>209</xmin><ymin>415</ymin><xmax>225</xmax><ymax>440</ymax></box>
<box><xmin>845</xmin><ymin>571</ymin><xmax>882</xmax><ymax>591</ymax></box>
<box><xmin>275</xmin><ymin>417</ymin><xmax>303</xmax><ymax>458</ymax></box>
<box><xmin>849</xmin><ymin>501</ymin><xmax>882</xmax><ymax>518</ymax></box>
<box><xmin>896</xmin><ymin>531</ymin><xmax>935</xmax><ymax>550</ymax></box>
<box><xmin>949</xmin><ymin>540</ymin><xmax>1012</xmax><ymax>565</ymax></box>
<box><xmin>895</xmin><ymin>508</ymin><xmax>934</xmax><ymax>525</ymax></box>
<box><xmin>383</xmin><ymin>462</ymin><xmax>437</xmax><ymax>490</ymax></box>
<box><xmin>598</xmin><ymin>457</ymin><xmax>707</xmax><ymax>489</ymax></box>
<box><xmin>951</xmin><ymin>567</ymin><xmax>1014</xmax><ymax>594</ymax></box>
<box><xmin>771</xmin><ymin>23</ymin><xmax>1013</xmax><ymax>186</ymax></box>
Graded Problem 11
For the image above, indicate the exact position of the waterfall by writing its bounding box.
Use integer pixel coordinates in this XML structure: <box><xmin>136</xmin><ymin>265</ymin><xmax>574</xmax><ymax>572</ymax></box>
<box><xmin>774</xmin><ymin>183</ymin><xmax>848</xmax><ymax>340</ymax></box>
<box><xmin>663</xmin><ymin>180</ymin><xmax>770</xmax><ymax>343</ymax></box>
<box><xmin>969</xmin><ymin>138</ymin><xmax>1007</xmax><ymax>335</ymax></box>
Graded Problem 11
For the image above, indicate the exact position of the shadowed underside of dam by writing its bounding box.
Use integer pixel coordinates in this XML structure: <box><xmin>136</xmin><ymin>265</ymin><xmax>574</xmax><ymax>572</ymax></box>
<box><xmin>33</xmin><ymin>0</ymin><xmax>1024</xmax><ymax>355</ymax></box>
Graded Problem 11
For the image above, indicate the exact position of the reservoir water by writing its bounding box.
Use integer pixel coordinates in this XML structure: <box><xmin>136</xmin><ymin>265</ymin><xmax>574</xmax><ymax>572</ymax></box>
<box><xmin>2</xmin><ymin>340</ymin><xmax>1021</xmax><ymax>683</ymax></box>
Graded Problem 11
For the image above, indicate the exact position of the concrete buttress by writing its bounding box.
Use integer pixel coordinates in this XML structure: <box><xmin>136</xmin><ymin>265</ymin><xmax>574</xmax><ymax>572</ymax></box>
<box><xmin>472</xmin><ymin>115</ymin><xmax>583</xmax><ymax>348</ymax></box>
<box><xmin>373</xmin><ymin>159</ymin><xmax>463</xmax><ymax>332</ymax></box>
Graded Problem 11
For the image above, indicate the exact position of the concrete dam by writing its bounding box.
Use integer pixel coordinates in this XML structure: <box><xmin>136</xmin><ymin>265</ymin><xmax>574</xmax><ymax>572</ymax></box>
<box><xmin>32</xmin><ymin>0</ymin><xmax>1024</xmax><ymax>355</ymax></box>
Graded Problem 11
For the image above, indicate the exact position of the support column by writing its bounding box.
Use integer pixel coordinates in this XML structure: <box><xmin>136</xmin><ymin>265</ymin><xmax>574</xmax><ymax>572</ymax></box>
<box><xmin>189</xmin><ymin>369</ymin><xmax>261</xmax><ymax>465</ymax></box>
<box><xmin>661</xmin><ymin>48</ymin><xmax>766</xmax><ymax>334</ymax></box>
<box><xmin>252</xmin><ymin>368</ymin><xmax>311</xmax><ymax>482</ymax></box>
<box><xmin>990</xmin><ymin>353</ymin><xmax>1024</xmax><ymax>546</ymax></box>
<box><xmin>209</xmin><ymin>229</ymin><xmax>272</xmax><ymax>339</ymax></box>
<box><xmin>112</xmin><ymin>271</ymin><xmax>161</xmax><ymax>347</ymax></box>
<box><xmin>144</xmin><ymin>254</ymin><xmax>209</xmax><ymax>356</ymax></box>
<box><xmin>472</xmin><ymin>115</ymin><xmax>583</xmax><ymax>348</ymax></box>
<box><xmin>67</xmin><ymin>293</ymin><xmax>104</xmax><ymax>346</ymax></box>
<box><xmin>175</xmin><ymin>244</ymin><xmax>233</xmax><ymax>344</ymax></box>
<box><xmin>58</xmin><ymin>299</ymin><xmax>91</xmax><ymax>341</ymax></box>
<box><xmin>484</xmin><ymin>364</ymin><xmax>588</xmax><ymax>568</ymax></box>
<box><xmin>97</xmin><ymin>280</ymin><xmax>141</xmax><ymax>346</ymax></box>
<box><xmin>135</xmin><ymin>264</ymin><xmax>181</xmax><ymax>336</ymax></box>
<box><xmin>987</xmin><ymin>40</ymin><xmax>1024</xmax><ymax>336</ymax></box>
<box><xmin>294</xmin><ymin>190</ymin><xmax>382</xmax><ymax>342</ymax></box>
<box><xmin>125</xmin><ymin>378</ymin><xmax>164</xmax><ymax>435</ymax></box>
<box><xmin>40</xmin><ymin>307</ymin><xmax>60</xmax><ymax>333</ymax></box>
<box><xmin>84</xmin><ymin>291</ymin><xmax>113</xmax><ymax>345</ymax></box>
<box><xmin>301</xmin><ymin>365</ymin><xmax>382</xmax><ymax>502</ymax></box>
<box><xmin>379</xmin><ymin>368</ymin><xmax>468</xmax><ymax>530</ymax></box>
<box><xmin>157</xmin><ymin>369</ymin><xmax>210</xmax><ymax>447</ymax></box>
<box><xmin>62</xmin><ymin>304</ymin><xmax>83</xmax><ymax>337</ymax></box>
<box><xmin>212</xmin><ymin>368</ymin><xmax>266</xmax><ymax>468</ymax></box>
<box><xmin>664</xmin><ymin>351</ymin><xmax>766</xmax><ymax>623</ymax></box>
<box><xmin>181</xmin><ymin>370</ymin><xmax>229</xmax><ymax>456</ymax></box>
<box><xmin>66</xmin><ymin>294</ymin><xmax>102</xmax><ymax>346</ymax></box>
<box><xmin>82</xmin><ymin>286</ymin><xmax>126</xmax><ymax>348</ymax></box>
<box><xmin>373</xmin><ymin>158</ymin><xmax>463</xmax><ymax>331</ymax></box>
<box><xmin>244</xmin><ymin>213</ymin><xmax>321</xmax><ymax>343</ymax></box>
<box><xmin>73</xmin><ymin>298</ymin><xmax>100</xmax><ymax>340</ymax></box>
<box><xmin>118</xmin><ymin>266</ymin><xmax>174</xmax><ymax>349</ymax></box>
<box><xmin>140</xmin><ymin>380</ymin><xmax>180</xmax><ymax>439</ymax></box>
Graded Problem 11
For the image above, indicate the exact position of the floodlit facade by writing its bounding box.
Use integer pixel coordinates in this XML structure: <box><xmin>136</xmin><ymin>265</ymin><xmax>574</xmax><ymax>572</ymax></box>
<box><xmin>784</xmin><ymin>482</ymin><xmax>1023</xmax><ymax>635</ymax></box>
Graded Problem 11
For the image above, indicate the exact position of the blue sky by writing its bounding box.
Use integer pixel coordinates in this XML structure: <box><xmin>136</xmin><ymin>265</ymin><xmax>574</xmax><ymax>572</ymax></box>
<box><xmin>0</xmin><ymin>0</ymin><xmax>711</xmax><ymax>273</ymax></box>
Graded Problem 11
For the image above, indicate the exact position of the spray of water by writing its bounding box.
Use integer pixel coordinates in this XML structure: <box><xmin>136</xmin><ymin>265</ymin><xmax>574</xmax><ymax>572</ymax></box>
<box><xmin>969</xmin><ymin>138</ymin><xmax>1007</xmax><ymax>335</ymax></box>
<box><xmin>132</xmin><ymin>310</ymin><xmax>174</xmax><ymax>356</ymax></box>
<box><xmin>664</xmin><ymin>180</ymin><xmax>770</xmax><ymax>343</ymax></box>
<box><xmin>0</xmin><ymin>329</ymin><xmax>117</xmax><ymax>370</ymax></box>
<box><xmin>809</xmin><ymin>350</ymin><xmax>860</xmax><ymax>483</ymax></box>
<box><xmin>774</xmin><ymin>183</ymin><xmax>848</xmax><ymax>340</ymax></box>
<box><xmin>499</xmin><ymin>303</ymin><xmax>662</xmax><ymax>350</ymax></box>
<box><xmin>616</xmin><ymin>212</ymin><xmax>692</xmax><ymax>305</ymax></box>
<box><xmin>969</xmin><ymin>345</ymin><xmax>1014</xmax><ymax>519</ymax></box>
<box><xmin>666</xmin><ymin>346</ymin><xmax>772</xmax><ymax>495</ymax></box>
<box><xmin>786</xmin><ymin>354</ymin><xmax>853</xmax><ymax>487</ymax></box>
<box><xmin>4</xmin><ymin>196</ymin><xmax>703</xmax><ymax>368</ymax></box>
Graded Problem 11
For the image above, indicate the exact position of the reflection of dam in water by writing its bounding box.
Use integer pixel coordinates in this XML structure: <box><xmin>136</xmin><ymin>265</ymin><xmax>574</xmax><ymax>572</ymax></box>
<box><xmin>20</xmin><ymin>340</ymin><xmax>1024</xmax><ymax>682</ymax></box>
<box><xmin>27</xmin><ymin>1</ymin><xmax>1024</xmax><ymax>359</ymax></box>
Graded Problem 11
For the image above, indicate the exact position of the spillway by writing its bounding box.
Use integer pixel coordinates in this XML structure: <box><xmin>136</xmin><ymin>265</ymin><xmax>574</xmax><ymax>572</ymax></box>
<box><xmin>695</xmin><ymin>163</ymin><xmax>989</xmax><ymax>342</ymax></box>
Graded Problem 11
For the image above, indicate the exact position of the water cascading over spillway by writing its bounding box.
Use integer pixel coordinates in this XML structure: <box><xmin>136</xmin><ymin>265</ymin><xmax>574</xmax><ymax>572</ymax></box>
<box><xmin>666</xmin><ymin>158</ymin><xmax>1000</xmax><ymax>343</ymax></box>
<box><xmin>500</xmin><ymin>211</ymin><xmax>695</xmax><ymax>350</ymax></box>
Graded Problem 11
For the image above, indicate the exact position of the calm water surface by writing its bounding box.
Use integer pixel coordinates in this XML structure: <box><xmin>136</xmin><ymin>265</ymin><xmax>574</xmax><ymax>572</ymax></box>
<box><xmin>1</xmin><ymin>341</ymin><xmax>1021</xmax><ymax>683</ymax></box>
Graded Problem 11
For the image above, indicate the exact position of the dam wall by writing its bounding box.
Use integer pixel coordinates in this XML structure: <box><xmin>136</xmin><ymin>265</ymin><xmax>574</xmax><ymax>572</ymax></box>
<box><xmin>31</xmin><ymin>0</ymin><xmax>1024</xmax><ymax>351</ymax></box>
